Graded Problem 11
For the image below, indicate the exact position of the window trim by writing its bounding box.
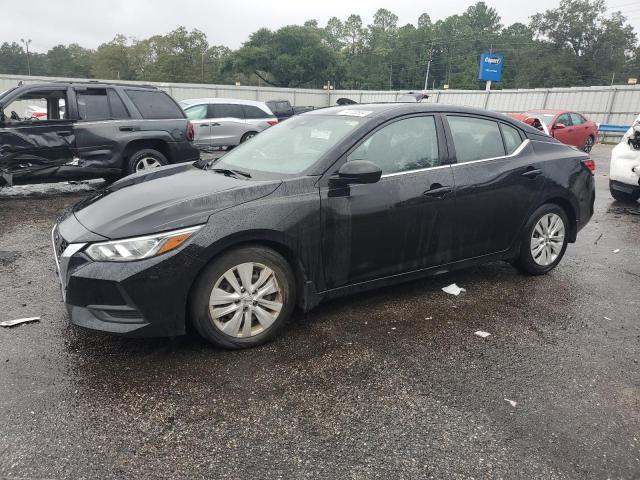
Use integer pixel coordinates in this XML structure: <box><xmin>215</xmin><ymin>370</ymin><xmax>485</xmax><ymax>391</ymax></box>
<box><xmin>339</xmin><ymin>113</ymin><xmax>448</xmax><ymax>179</ymax></box>
<box><xmin>498</xmin><ymin>122</ymin><xmax>524</xmax><ymax>155</ymax></box>
<box><xmin>443</xmin><ymin>113</ymin><xmax>529</xmax><ymax>165</ymax></box>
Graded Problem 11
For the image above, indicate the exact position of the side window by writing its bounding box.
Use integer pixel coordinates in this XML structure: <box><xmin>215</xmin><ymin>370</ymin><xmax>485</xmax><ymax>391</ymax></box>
<box><xmin>185</xmin><ymin>104</ymin><xmax>208</xmax><ymax>120</ymax></box>
<box><xmin>125</xmin><ymin>90</ymin><xmax>184</xmax><ymax>119</ymax></box>
<box><xmin>347</xmin><ymin>116</ymin><xmax>440</xmax><ymax>175</ymax></box>
<box><xmin>447</xmin><ymin>116</ymin><xmax>505</xmax><ymax>162</ymax></box>
<box><xmin>107</xmin><ymin>89</ymin><xmax>129</xmax><ymax>119</ymax></box>
<box><xmin>77</xmin><ymin>89</ymin><xmax>110</xmax><ymax>121</ymax></box>
<box><xmin>210</xmin><ymin>104</ymin><xmax>244</xmax><ymax>119</ymax></box>
<box><xmin>556</xmin><ymin>113</ymin><xmax>572</xmax><ymax>126</ymax></box>
<box><xmin>500</xmin><ymin>124</ymin><xmax>523</xmax><ymax>155</ymax></box>
<box><xmin>243</xmin><ymin>105</ymin><xmax>270</xmax><ymax>119</ymax></box>
<box><xmin>2</xmin><ymin>89</ymin><xmax>68</xmax><ymax>122</ymax></box>
<box><xmin>569</xmin><ymin>113</ymin><xmax>584</xmax><ymax>125</ymax></box>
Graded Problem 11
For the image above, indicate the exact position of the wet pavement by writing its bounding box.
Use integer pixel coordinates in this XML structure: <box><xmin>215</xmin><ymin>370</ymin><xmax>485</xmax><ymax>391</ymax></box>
<box><xmin>0</xmin><ymin>145</ymin><xmax>639</xmax><ymax>479</ymax></box>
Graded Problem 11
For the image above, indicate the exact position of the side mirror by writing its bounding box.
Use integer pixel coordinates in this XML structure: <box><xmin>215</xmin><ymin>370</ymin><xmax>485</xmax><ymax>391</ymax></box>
<box><xmin>337</xmin><ymin>160</ymin><xmax>382</xmax><ymax>184</ymax></box>
<box><xmin>553</xmin><ymin>123</ymin><xmax>566</xmax><ymax>130</ymax></box>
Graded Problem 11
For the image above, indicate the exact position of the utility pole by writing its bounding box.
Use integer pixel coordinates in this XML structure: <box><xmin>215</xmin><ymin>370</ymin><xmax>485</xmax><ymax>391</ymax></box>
<box><xmin>20</xmin><ymin>38</ymin><xmax>32</xmax><ymax>76</ymax></box>
<box><xmin>389</xmin><ymin>62</ymin><xmax>393</xmax><ymax>90</ymax></box>
<box><xmin>424</xmin><ymin>46</ymin><xmax>433</xmax><ymax>90</ymax></box>
<box><xmin>324</xmin><ymin>80</ymin><xmax>333</xmax><ymax>106</ymax></box>
<box><xmin>201</xmin><ymin>51</ymin><xmax>206</xmax><ymax>82</ymax></box>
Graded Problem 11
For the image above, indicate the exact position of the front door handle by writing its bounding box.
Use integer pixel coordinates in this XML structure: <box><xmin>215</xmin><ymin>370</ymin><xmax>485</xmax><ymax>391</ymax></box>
<box><xmin>200</xmin><ymin>124</ymin><xmax>210</xmax><ymax>127</ymax></box>
<box><xmin>522</xmin><ymin>167</ymin><xmax>542</xmax><ymax>178</ymax></box>
<box><xmin>423</xmin><ymin>184</ymin><xmax>452</xmax><ymax>198</ymax></box>
<box><xmin>56</xmin><ymin>131</ymin><xmax>73</xmax><ymax>136</ymax></box>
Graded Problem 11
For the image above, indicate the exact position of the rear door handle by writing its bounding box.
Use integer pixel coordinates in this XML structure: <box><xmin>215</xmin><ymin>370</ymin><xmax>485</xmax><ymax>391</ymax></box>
<box><xmin>211</xmin><ymin>122</ymin><xmax>221</xmax><ymax>127</ymax></box>
<box><xmin>423</xmin><ymin>185</ymin><xmax>452</xmax><ymax>198</ymax></box>
<box><xmin>119</xmin><ymin>126</ymin><xmax>134</xmax><ymax>132</ymax></box>
<box><xmin>522</xmin><ymin>167</ymin><xmax>542</xmax><ymax>178</ymax></box>
<box><xmin>200</xmin><ymin>124</ymin><xmax>210</xmax><ymax>127</ymax></box>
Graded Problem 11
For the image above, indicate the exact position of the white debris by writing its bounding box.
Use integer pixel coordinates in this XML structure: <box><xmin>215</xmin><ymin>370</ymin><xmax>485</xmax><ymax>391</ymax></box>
<box><xmin>425</xmin><ymin>316</ymin><xmax>433</xmax><ymax>320</ymax></box>
<box><xmin>613</xmin><ymin>249</ymin><xmax>620</xmax><ymax>253</ymax></box>
<box><xmin>0</xmin><ymin>316</ymin><xmax>40</xmax><ymax>327</ymax></box>
<box><xmin>504</xmin><ymin>398</ymin><xmax>518</xmax><ymax>407</ymax></box>
<box><xmin>604</xmin><ymin>316</ymin><xmax>611</xmax><ymax>320</ymax></box>
<box><xmin>474</xmin><ymin>330</ymin><xmax>491</xmax><ymax>338</ymax></box>
<box><xmin>442</xmin><ymin>283</ymin><xmax>466</xmax><ymax>296</ymax></box>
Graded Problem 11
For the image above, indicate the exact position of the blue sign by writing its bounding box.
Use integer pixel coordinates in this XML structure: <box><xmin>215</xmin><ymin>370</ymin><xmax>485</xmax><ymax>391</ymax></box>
<box><xmin>478</xmin><ymin>53</ymin><xmax>504</xmax><ymax>82</ymax></box>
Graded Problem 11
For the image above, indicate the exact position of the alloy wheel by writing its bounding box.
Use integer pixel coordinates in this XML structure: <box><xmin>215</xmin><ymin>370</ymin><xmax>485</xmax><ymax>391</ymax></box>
<box><xmin>135</xmin><ymin>157</ymin><xmax>162</xmax><ymax>171</ymax></box>
<box><xmin>208</xmin><ymin>262</ymin><xmax>283</xmax><ymax>338</ymax></box>
<box><xmin>530</xmin><ymin>213</ymin><xmax>565</xmax><ymax>266</ymax></box>
<box><xmin>584</xmin><ymin>136</ymin><xmax>594</xmax><ymax>153</ymax></box>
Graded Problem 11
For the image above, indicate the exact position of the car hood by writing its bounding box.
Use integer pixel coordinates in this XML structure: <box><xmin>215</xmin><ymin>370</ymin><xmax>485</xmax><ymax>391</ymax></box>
<box><xmin>73</xmin><ymin>163</ymin><xmax>281</xmax><ymax>239</ymax></box>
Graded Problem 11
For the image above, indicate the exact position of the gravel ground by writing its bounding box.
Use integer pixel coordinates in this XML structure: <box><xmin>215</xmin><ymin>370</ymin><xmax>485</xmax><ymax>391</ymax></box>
<box><xmin>0</xmin><ymin>144</ymin><xmax>639</xmax><ymax>479</ymax></box>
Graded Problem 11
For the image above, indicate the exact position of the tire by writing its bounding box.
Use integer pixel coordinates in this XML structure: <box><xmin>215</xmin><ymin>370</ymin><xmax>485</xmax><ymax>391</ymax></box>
<box><xmin>189</xmin><ymin>246</ymin><xmax>296</xmax><ymax>349</ymax></box>
<box><xmin>513</xmin><ymin>204</ymin><xmax>569</xmax><ymax>276</ymax></box>
<box><xmin>582</xmin><ymin>135</ymin><xmax>594</xmax><ymax>153</ymax></box>
<box><xmin>610</xmin><ymin>183</ymin><xmax>639</xmax><ymax>204</ymax></box>
<box><xmin>240</xmin><ymin>131</ymin><xmax>258</xmax><ymax>143</ymax></box>
<box><xmin>125</xmin><ymin>148</ymin><xmax>168</xmax><ymax>175</ymax></box>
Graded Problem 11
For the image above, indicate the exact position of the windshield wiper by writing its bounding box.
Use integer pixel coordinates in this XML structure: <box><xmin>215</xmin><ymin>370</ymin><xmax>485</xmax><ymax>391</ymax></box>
<box><xmin>210</xmin><ymin>168</ymin><xmax>252</xmax><ymax>179</ymax></box>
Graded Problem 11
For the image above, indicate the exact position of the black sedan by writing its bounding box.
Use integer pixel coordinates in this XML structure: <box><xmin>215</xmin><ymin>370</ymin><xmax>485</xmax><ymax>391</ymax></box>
<box><xmin>52</xmin><ymin>103</ymin><xmax>595</xmax><ymax>349</ymax></box>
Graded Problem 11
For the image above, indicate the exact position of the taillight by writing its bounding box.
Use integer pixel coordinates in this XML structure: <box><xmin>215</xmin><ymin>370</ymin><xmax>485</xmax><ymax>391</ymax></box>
<box><xmin>186</xmin><ymin>121</ymin><xmax>195</xmax><ymax>142</ymax></box>
<box><xmin>267</xmin><ymin>119</ymin><xmax>278</xmax><ymax>126</ymax></box>
<box><xmin>582</xmin><ymin>159</ymin><xmax>596</xmax><ymax>174</ymax></box>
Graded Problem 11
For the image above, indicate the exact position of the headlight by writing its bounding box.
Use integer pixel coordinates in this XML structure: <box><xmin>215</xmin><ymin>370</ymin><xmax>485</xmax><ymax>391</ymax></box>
<box><xmin>85</xmin><ymin>225</ymin><xmax>202</xmax><ymax>262</ymax></box>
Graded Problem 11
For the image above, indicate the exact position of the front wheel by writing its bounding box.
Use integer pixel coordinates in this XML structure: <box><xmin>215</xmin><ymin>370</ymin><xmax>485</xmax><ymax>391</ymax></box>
<box><xmin>189</xmin><ymin>246</ymin><xmax>296</xmax><ymax>349</ymax></box>
<box><xmin>514</xmin><ymin>204</ymin><xmax>569</xmax><ymax>275</ymax></box>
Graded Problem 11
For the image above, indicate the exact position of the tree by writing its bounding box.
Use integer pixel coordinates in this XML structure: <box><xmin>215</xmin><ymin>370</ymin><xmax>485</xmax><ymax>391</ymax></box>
<box><xmin>229</xmin><ymin>25</ymin><xmax>342</xmax><ymax>87</ymax></box>
<box><xmin>93</xmin><ymin>35</ymin><xmax>134</xmax><ymax>80</ymax></box>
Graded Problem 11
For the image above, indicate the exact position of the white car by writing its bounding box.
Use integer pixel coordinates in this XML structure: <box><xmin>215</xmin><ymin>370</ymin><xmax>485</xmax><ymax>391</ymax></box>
<box><xmin>179</xmin><ymin>98</ymin><xmax>277</xmax><ymax>149</ymax></box>
<box><xmin>610</xmin><ymin>114</ymin><xmax>640</xmax><ymax>203</ymax></box>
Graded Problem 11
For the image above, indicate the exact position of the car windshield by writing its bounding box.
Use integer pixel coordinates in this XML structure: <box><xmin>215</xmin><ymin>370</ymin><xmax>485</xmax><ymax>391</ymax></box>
<box><xmin>213</xmin><ymin>115</ymin><xmax>365</xmax><ymax>175</ymax></box>
<box><xmin>526</xmin><ymin>112</ymin><xmax>555</xmax><ymax>126</ymax></box>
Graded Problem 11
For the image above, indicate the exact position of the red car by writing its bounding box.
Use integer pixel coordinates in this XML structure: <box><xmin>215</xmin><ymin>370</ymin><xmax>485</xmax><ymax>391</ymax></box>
<box><xmin>507</xmin><ymin>109</ymin><xmax>598</xmax><ymax>153</ymax></box>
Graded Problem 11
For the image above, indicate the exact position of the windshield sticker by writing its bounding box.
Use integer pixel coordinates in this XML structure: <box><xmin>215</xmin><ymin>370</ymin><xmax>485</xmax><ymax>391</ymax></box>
<box><xmin>336</xmin><ymin>110</ymin><xmax>372</xmax><ymax>117</ymax></box>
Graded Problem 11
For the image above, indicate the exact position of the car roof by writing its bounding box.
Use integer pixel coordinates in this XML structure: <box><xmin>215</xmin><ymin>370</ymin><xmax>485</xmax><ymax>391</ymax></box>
<box><xmin>180</xmin><ymin>97</ymin><xmax>270</xmax><ymax>109</ymax></box>
<box><xmin>525</xmin><ymin>109</ymin><xmax>565</xmax><ymax>114</ymax></box>
<box><xmin>307</xmin><ymin>102</ymin><xmax>546</xmax><ymax>136</ymax></box>
<box><xmin>15</xmin><ymin>81</ymin><xmax>158</xmax><ymax>90</ymax></box>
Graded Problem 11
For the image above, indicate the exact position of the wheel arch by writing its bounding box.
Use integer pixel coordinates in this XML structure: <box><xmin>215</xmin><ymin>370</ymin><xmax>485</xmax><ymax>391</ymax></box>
<box><xmin>122</xmin><ymin>139</ymin><xmax>173</xmax><ymax>167</ymax></box>
<box><xmin>185</xmin><ymin>231</ymin><xmax>314</xmax><ymax>328</ymax></box>
<box><xmin>541</xmin><ymin>196</ymin><xmax>578</xmax><ymax>242</ymax></box>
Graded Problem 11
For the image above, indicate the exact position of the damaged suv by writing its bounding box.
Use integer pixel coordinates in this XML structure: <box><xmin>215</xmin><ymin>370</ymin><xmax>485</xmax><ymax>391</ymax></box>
<box><xmin>0</xmin><ymin>82</ymin><xmax>199</xmax><ymax>186</ymax></box>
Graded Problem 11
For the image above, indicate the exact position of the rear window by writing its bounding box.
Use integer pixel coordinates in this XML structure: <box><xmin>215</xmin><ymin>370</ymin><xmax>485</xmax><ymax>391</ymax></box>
<box><xmin>125</xmin><ymin>89</ymin><xmax>184</xmax><ymax>119</ymax></box>
<box><xmin>243</xmin><ymin>105</ymin><xmax>270</xmax><ymax>119</ymax></box>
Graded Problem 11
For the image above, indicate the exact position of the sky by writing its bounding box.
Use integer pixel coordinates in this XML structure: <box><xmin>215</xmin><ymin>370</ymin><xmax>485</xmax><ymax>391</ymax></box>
<box><xmin>2</xmin><ymin>0</ymin><xmax>639</xmax><ymax>53</ymax></box>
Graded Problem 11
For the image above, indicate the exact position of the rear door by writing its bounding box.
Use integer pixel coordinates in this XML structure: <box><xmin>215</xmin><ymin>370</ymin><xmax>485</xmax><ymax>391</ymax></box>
<box><xmin>444</xmin><ymin>114</ymin><xmax>545</xmax><ymax>260</ymax></box>
<box><xmin>321</xmin><ymin>114</ymin><xmax>456</xmax><ymax>288</ymax></box>
<box><xmin>72</xmin><ymin>87</ymin><xmax>132</xmax><ymax>176</ymax></box>
<box><xmin>208</xmin><ymin>103</ymin><xmax>246</xmax><ymax>146</ymax></box>
<box><xmin>0</xmin><ymin>86</ymin><xmax>76</xmax><ymax>184</ymax></box>
<box><xmin>183</xmin><ymin>103</ymin><xmax>211</xmax><ymax>147</ymax></box>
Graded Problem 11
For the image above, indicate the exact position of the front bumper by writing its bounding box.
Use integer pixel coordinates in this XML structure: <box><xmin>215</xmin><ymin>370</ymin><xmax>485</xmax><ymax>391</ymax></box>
<box><xmin>53</xmin><ymin>214</ymin><xmax>205</xmax><ymax>337</ymax></box>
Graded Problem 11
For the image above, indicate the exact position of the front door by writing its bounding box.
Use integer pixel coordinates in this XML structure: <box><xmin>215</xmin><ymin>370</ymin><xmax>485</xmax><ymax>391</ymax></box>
<box><xmin>321</xmin><ymin>114</ymin><xmax>456</xmax><ymax>289</ymax></box>
<box><xmin>444</xmin><ymin>114</ymin><xmax>546</xmax><ymax>260</ymax></box>
<box><xmin>0</xmin><ymin>87</ymin><xmax>75</xmax><ymax>184</ymax></box>
<box><xmin>184</xmin><ymin>103</ymin><xmax>212</xmax><ymax>148</ymax></box>
<box><xmin>551</xmin><ymin>112</ymin><xmax>577</xmax><ymax>146</ymax></box>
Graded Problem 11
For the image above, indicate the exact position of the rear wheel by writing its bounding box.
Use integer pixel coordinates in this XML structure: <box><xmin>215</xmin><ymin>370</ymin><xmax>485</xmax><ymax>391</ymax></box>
<box><xmin>189</xmin><ymin>246</ymin><xmax>296</xmax><ymax>349</ymax></box>
<box><xmin>582</xmin><ymin>135</ymin><xmax>594</xmax><ymax>153</ymax></box>
<box><xmin>240</xmin><ymin>131</ymin><xmax>258</xmax><ymax>143</ymax></box>
<box><xmin>610</xmin><ymin>182</ymin><xmax>639</xmax><ymax>204</ymax></box>
<box><xmin>126</xmin><ymin>149</ymin><xmax>168</xmax><ymax>175</ymax></box>
<box><xmin>514</xmin><ymin>204</ymin><xmax>569</xmax><ymax>275</ymax></box>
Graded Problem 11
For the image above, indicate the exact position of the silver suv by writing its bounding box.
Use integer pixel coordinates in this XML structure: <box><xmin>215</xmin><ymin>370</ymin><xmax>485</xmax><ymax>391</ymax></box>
<box><xmin>180</xmin><ymin>98</ymin><xmax>278</xmax><ymax>149</ymax></box>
